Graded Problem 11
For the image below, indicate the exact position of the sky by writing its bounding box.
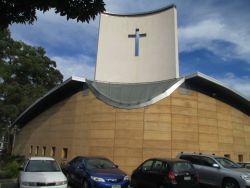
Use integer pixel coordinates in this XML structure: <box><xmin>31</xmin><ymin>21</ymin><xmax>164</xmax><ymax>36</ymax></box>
<box><xmin>10</xmin><ymin>0</ymin><xmax>250</xmax><ymax>98</ymax></box>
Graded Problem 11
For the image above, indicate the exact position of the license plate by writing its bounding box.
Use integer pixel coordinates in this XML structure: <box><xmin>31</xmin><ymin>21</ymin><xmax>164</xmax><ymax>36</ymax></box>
<box><xmin>112</xmin><ymin>186</ymin><xmax>121</xmax><ymax>188</ymax></box>
<box><xmin>184</xmin><ymin>176</ymin><xmax>191</xmax><ymax>181</ymax></box>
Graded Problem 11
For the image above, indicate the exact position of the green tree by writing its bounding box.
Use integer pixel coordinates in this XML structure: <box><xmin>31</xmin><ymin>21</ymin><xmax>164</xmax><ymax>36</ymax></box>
<box><xmin>0</xmin><ymin>29</ymin><xmax>63</xmax><ymax>134</ymax></box>
<box><xmin>0</xmin><ymin>0</ymin><xmax>105</xmax><ymax>29</ymax></box>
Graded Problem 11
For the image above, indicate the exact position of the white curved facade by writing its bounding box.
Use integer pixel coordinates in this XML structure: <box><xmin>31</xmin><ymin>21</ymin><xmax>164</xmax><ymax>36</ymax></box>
<box><xmin>95</xmin><ymin>5</ymin><xmax>179</xmax><ymax>83</ymax></box>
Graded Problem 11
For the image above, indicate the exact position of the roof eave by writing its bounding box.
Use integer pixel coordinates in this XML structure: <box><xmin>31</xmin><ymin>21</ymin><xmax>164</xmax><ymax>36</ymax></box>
<box><xmin>12</xmin><ymin>76</ymin><xmax>86</xmax><ymax>127</ymax></box>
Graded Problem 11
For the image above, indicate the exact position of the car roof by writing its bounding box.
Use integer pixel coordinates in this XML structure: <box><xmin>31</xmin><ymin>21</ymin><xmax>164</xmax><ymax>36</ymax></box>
<box><xmin>146</xmin><ymin>158</ymin><xmax>188</xmax><ymax>163</ymax></box>
<box><xmin>178</xmin><ymin>152</ymin><xmax>222</xmax><ymax>158</ymax></box>
<box><xmin>29</xmin><ymin>156</ymin><xmax>55</xmax><ymax>161</ymax></box>
<box><xmin>74</xmin><ymin>156</ymin><xmax>110</xmax><ymax>160</ymax></box>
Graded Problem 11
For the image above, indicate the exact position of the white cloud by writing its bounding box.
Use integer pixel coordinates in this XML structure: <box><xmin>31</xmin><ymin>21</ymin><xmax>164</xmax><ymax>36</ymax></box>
<box><xmin>179</xmin><ymin>18</ymin><xmax>250</xmax><ymax>63</ymax></box>
<box><xmin>216</xmin><ymin>73</ymin><xmax>250</xmax><ymax>98</ymax></box>
<box><xmin>51</xmin><ymin>55</ymin><xmax>95</xmax><ymax>80</ymax></box>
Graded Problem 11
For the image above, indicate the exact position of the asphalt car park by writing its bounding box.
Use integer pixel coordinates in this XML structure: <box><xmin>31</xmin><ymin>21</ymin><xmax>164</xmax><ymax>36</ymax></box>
<box><xmin>0</xmin><ymin>181</ymin><xmax>216</xmax><ymax>188</ymax></box>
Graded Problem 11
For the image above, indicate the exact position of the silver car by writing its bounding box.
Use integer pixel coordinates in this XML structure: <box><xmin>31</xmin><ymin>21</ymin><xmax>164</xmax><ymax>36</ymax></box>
<box><xmin>176</xmin><ymin>153</ymin><xmax>250</xmax><ymax>188</ymax></box>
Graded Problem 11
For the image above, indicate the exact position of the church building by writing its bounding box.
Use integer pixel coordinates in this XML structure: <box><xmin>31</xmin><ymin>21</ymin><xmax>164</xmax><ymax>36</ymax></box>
<box><xmin>12</xmin><ymin>5</ymin><xmax>250</xmax><ymax>174</ymax></box>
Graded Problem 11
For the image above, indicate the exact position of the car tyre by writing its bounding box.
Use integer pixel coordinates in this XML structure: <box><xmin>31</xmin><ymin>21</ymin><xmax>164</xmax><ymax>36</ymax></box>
<box><xmin>222</xmin><ymin>179</ymin><xmax>239</xmax><ymax>188</ymax></box>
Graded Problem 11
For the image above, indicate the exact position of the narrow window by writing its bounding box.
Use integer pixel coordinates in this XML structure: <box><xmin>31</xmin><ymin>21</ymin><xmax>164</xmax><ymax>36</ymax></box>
<box><xmin>29</xmin><ymin>145</ymin><xmax>33</xmax><ymax>155</ymax></box>
<box><xmin>50</xmin><ymin>147</ymin><xmax>56</xmax><ymax>157</ymax></box>
<box><xmin>238</xmin><ymin>154</ymin><xmax>243</xmax><ymax>162</ymax></box>
<box><xmin>35</xmin><ymin>146</ymin><xmax>39</xmax><ymax>156</ymax></box>
<box><xmin>224</xmin><ymin>154</ymin><xmax>230</xmax><ymax>159</ymax></box>
<box><xmin>61</xmin><ymin>148</ymin><xmax>68</xmax><ymax>159</ymax></box>
<box><xmin>42</xmin><ymin>146</ymin><xmax>46</xmax><ymax>156</ymax></box>
<box><xmin>135</xmin><ymin>29</ymin><xmax>139</xmax><ymax>56</ymax></box>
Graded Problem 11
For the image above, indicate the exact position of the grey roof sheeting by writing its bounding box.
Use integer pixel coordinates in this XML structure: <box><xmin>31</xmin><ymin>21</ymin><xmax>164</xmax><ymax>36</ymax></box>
<box><xmin>13</xmin><ymin>73</ymin><xmax>249</xmax><ymax>127</ymax></box>
<box><xmin>86</xmin><ymin>78</ymin><xmax>184</xmax><ymax>109</ymax></box>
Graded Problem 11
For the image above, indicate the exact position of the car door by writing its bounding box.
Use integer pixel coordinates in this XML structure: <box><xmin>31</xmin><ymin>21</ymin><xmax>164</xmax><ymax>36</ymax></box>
<box><xmin>73</xmin><ymin>159</ymin><xmax>87</xmax><ymax>185</ymax></box>
<box><xmin>68</xmin><ymin>157</ymin><xmax>82</xmax><ymax>184</ymax></box>
<box><xmin>133</xmin><ymin>159</ymin><xmax>154</xmax><ymax>188</ymax></box>
<box><xmin>147</xmin><ymin>160</ymin><xmax>166</xmax><ymax>188</ymax></box>
<box><xmin>66</xmin><ymin>158</ymin><xmax>77</xmax><ymax>182</ymax></box>
<box><xmin>197</xmin><ymin>156</ymin><xmax>222</xmax><ymax>187</ymax></box>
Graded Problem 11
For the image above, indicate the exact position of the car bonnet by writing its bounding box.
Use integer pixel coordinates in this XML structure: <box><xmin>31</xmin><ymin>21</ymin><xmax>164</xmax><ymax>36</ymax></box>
<box><xmin>21</xmin><ymin>171</ymin><xmax>67</xmax><ymax>183</ymax></box>
<box><xmin>89</xmin><ymin>168</ymin><xmax>126</xmax><ymax>179</ymax></box>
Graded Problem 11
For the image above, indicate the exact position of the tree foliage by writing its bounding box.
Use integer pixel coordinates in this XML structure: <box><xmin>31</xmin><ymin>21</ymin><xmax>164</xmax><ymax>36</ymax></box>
<box><xmin>0</xmin><ymin>29</ymin><xmax>63</xmax><ymax>133</ymax></box>
<box><xmin>0</xmin><ymin>0</ymin><xmax>105</xmax><ymax>29</ymax></box>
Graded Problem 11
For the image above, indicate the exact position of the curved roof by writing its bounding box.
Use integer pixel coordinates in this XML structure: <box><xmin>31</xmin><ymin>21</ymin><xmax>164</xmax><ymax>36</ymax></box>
<box><xmin>86</xmin><ymin>78</ymin><xmax>184</xmax><ymax>109</ymax></box>
<box><xmin>103</xmin><ymin>4</ymin><xmax>176</xmax><ymax>17</ymax></box>
<box><xmin>13</xmin><ymin>76</ymin><xmax>86</xmax><ymax>127</ymax></box>
<box><xmin>13</xmin><ymin>73</ymin><xmax>249</xmax><ymax>127</ymax></box>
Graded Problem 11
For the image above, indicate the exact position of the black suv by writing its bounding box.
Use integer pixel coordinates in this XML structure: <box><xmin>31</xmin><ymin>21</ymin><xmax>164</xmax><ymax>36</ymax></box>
<box><xmin>177</xmin><ymin>153</ymin><xmax>250</xmax><ymax>188</ymax></box>
<box><xmin>131</xmin><ymin>158</ymin><xmax>199</xmax><ymax>188</ymax></box>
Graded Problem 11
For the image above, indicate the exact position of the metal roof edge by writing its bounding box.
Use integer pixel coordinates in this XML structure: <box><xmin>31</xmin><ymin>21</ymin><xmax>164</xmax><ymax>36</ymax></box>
<box><xmin>12</xmin><ymin>76</ymin><xmax>86</xmax><ymax>126</ymax></box>
<box><xmin>186</xmin><ymin>72</ymin><xmax>249</xmax><ymax>101</ymax></box>
<box><xmin>103</xmin><ymin>4</ymin><xmax>176</xmax><ymax>17</ymax></box>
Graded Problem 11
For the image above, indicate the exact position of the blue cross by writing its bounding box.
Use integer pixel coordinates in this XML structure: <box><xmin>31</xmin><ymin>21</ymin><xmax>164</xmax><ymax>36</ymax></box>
<box><xmin>128</xmin><ymin>28</ymin><xmax>147</xmax><ymax>56</ymax></box>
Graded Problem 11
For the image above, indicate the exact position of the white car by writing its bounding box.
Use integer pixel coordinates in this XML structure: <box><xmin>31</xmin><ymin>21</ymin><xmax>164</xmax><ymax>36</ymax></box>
<box><xmin>19</xmin><ymin>157</ymin><xmax>67</xmax><ymax>188</ymax></box>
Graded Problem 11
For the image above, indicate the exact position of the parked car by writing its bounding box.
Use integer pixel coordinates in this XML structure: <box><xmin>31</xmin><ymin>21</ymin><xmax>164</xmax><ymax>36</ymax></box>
<box><xmin>238</xmin><ymin>162</ymin><xmax>250</xmax><ymax>169</ymax></box>
<box><xmin>130</xmin><ymin>158</ymin><xmax>199</xmax><ymax>188</ymax></box>
<box><xmin>64</xmin><ymin>156</ymin><xmax>130</xmax><ymax>188</ymax></box>
<box><xmin>19</xmin><ymin>157</ymin><xmax>67</xmax><ymax>188</ymax></box>
<box><xmin>177</xmin><ymin>153</ymin><xmax>250</xmax><ymax>188</ymax></box>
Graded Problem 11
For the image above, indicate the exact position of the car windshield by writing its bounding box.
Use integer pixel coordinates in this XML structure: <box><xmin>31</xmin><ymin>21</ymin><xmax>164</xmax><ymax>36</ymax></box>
<box><xmin>25</xmin><ymin>160</ymin><xmax>61</xmax><ymax>172</ymax></box>
<box><xmin>85</xmin><ymin>158</ymin><xmax>116</xmax><ymax>170</ymax></box>
<box><xmin>173</xmin><ymin>162</ymin><xmax>194</xmax><ymax>173</ymax></box>
<box><xmin>215</xmin><ymin>158</ymin><xmax>241</xmax><ymax>168</ymax></box>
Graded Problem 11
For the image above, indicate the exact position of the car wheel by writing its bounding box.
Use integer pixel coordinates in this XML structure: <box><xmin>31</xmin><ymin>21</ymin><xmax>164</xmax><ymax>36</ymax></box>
<box><xmin>223</xmin><ymin>179</ymin><xmax>239</xmax><ymax>188</ymax></box>
<box><xmin>82</xmin><ymin>180</ymin><xmax>89</xmax><ymax>188</ymax></box>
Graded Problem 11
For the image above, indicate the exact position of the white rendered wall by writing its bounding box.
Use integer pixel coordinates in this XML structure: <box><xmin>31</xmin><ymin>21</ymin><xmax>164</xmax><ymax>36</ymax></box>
<box><xmin>95</xmin><ymin>6</ymin><xmax>179</xmax><ymax>83</ymax></box>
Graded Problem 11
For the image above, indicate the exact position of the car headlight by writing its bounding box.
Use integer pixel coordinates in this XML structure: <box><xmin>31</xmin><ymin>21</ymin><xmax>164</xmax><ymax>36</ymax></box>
<box><xmin>91</xmin><ymin>176</ymin><xmax>105</xmax><ymax>182</ymax></box>
<box><xmin>241</xmin><ymin>174</ymin><xmax>250</xmax><ymax>181</ymax></box>
<box><xmin>55</xmin><ymin>180</ymin><xmax>67</xmax><ymax>185</ymax></box>
<box><xmin>123</xmin><ymin>175</ymin><xmax>129</xmax><ymax>181</ymax></box>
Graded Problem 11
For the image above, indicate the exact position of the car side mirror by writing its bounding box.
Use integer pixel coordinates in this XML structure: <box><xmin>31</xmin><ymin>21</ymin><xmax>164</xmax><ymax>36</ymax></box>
<box><xmin>212</xmin><ymin>164</ymin><xmax>220</xmax><ymax>169</ymax></box>
<box><xmin>115</xmin><ymin>164</ymin><xmax>119</xmax><ymax>168</ymax></box>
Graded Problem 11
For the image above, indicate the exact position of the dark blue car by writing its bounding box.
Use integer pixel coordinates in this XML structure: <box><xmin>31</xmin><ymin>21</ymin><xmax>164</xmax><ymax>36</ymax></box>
<box><xmin>64</xmin><ymin>156</ymin><xmax>130</xmax><ymax>188</ymax></box>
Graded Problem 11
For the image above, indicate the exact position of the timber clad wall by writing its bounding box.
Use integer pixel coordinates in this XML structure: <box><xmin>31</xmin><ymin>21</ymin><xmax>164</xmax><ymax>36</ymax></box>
<box><xmin>13</xmin><ymin>88</ymin><xmax>250</xmax><ymax>174</ymax></box>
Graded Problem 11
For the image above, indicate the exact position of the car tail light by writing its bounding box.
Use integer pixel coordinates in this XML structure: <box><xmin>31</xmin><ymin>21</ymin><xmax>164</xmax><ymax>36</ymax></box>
<box><xmin>167</xmin><ymin>170</ymin><xmax>177</xmax><ymax>184</ymax></box>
